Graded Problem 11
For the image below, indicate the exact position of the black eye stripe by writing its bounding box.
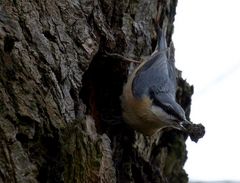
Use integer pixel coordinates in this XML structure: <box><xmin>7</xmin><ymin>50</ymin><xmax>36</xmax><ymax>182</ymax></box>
<box><xmin>151</xmin><ymin>96</ymin><xmax>184</xmax><ymax>121</ymax></box>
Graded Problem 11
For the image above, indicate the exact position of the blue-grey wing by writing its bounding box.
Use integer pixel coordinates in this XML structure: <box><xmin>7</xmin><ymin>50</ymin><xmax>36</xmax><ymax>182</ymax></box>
<box><xmin>131</xmin><ymin>28</ymin><xmax>184</xmax><ymax>120</ymax></box>
<box><xmin>132</xmin><ymin>50</ymin><xmax>177</xmax><ymax>100</ymax></box>
<box><xmin>149</xmin><ymin>44</ymin><xmax>186</xmax><ymax>121</ymax></box>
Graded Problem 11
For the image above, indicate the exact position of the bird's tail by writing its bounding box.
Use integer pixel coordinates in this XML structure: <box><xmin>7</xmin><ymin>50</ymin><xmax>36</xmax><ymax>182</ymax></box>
<box><xmin>154</xmin><ymin>25</ymin><xmax>167</xmax><ymax>52</ymax></box>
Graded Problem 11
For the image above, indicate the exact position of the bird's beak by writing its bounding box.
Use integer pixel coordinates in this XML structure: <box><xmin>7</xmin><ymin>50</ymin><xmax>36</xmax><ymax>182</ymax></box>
<box><xmin>180</xmin><ymin>120</ymin><xmax>193</xmax><ymax>131</ymax></box>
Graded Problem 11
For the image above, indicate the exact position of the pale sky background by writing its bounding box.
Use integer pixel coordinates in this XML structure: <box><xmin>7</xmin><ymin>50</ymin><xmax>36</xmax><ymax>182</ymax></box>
<box><xmin>173</xmin><ymin>0</ymin><xmax>240</xmax><ymax>182</ymax></box>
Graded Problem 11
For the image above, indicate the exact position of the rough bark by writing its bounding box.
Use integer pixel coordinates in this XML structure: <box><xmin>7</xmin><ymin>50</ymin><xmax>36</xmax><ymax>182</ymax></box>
<box><xmin>0</xmin><ymin>0</ymin><xmax>194</xmax><ymax>183</ymax></box>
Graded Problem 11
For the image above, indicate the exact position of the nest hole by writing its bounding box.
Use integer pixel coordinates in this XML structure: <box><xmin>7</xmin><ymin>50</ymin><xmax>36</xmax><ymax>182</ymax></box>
<box><xmin>80</xmin><ymin>52</ymin><xmax>128</xmax><ymax>134</ymax></box>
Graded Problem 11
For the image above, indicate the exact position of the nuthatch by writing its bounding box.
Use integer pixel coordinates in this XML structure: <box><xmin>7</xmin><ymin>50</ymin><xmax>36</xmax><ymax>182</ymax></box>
<box><xmin>121</xmin><ymin>28</ymin><xmax>192</xmax><ymax>136</ymax></box>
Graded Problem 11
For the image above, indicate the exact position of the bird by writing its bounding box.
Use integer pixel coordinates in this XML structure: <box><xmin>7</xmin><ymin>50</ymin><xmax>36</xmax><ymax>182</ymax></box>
<box><xmin>121</xmin><ymin>27</ymin><xmax>192</xmax><ymax>136</ymax></box>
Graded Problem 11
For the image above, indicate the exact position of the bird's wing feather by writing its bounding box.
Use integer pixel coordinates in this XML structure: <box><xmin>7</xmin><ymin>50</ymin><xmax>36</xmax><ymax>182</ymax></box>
<box><xmin>132</xmin><ymin>27</ymin><xmax>177</xmax><ymax>100</ymax></box>
<box><xmin>132</xmin><ymin>51</ymin><xmax>176</xmax><ymax>99</ymax></box>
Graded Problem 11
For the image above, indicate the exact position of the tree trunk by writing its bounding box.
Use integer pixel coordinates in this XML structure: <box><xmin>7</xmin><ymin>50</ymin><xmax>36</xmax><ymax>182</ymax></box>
<box><xmin>0</xmin><ymin>0</ymin><xmax>194</xmax><ymax>182</ymax></box>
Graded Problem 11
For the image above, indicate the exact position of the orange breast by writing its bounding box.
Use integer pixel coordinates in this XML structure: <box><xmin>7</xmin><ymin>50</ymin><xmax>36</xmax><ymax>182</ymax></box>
<box><xmin>121</xmin><ymin>64</ymin><xmax>167</xmax><ymax>136</ymax></box>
